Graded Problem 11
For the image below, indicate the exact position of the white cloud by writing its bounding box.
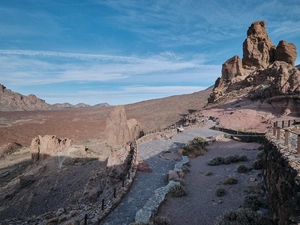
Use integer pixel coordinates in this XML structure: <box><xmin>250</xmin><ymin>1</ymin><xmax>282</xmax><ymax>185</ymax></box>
<box><xmin>0</xmin><ymin>50</ymin><xmax>215</xmax><ymax>86</ymax></box>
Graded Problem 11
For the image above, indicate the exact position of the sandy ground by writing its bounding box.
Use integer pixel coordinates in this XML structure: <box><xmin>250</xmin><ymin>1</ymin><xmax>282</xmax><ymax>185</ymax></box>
<box><xmin>158</xmin><ymin>137</ymin><xmax>264</xmax><ymax>225</ymax></box>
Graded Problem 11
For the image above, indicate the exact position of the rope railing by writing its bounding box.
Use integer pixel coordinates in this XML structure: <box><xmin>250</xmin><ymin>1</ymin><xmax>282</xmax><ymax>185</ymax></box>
<box><xmin>79</xmin><ymin>145</ymin><xmax>138</xmax><ymax>224</ymax></box>
<box><xmin>272</xmin><ymin>119</ymin><xmax>300</xmax><ymax>154</ymax></box>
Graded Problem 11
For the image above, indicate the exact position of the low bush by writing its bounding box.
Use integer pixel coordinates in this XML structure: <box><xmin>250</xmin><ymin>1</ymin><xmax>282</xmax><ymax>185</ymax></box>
<box><xmin>208</xmin><ymin>156</ymin><xmax>224</xmax><ymax>166</ymax></box>
<box><xmin>205</xmin><ymin>171</ymin><xmax>213</xmax><ymax>176</ymax></box>
<box><xmin>252</xmin><ymin>159</ymin><xmax>264</xmax><ymax>170</ymax></box>
<box><xmin>208</xmin><ymin>155</ymin><xmax>247</xmax><ymax>166</ymax></box>
<box><xmin>243</xmin><ymin>195</ymin><xmax>267</xmax><ymax>211</ymax></box>
<box><xmin>181</xmin><ymin>164</ymin><xmax>190</xmax><ymax>173</ymax></box>
<box><xmin>216</xmin><ymin>188</ymin><xmax>226</xmax><ymax>197</ymax></box>
<box><xmin>223</xmin><ymin>177</ymin><xmax>238</xmax><ymax>185</ymax></box>
<box><xmin>179</xmin><ymin>137</ymin><xmax>209</xmax><ymax>158</ymax></box>
<box><xmin>169</xmin><ymin>184</ymin><xmax>187</xmax><ymax>197</ymax></box>
<box><xmin>153</xmin><ymin>216</ymin><xmax>171</xmax><ymax>225</ymax></box>
<box><xmin>216</xmin><ymin>209</ymin><xmax>275</xmax><ymax>225</ymax></box>
<box><xmin>237</xmin><ymin>165</ymin><xmax>249</xmax><ymax>173</ymax></box>
<box><xmin>256</xmin><ymin>150</ymin><xmax>264</xmax><ymax>161</ymax></box>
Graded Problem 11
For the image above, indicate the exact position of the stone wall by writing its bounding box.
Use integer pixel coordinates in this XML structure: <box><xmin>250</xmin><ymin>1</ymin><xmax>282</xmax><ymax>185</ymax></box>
<box><xmin>263</xmin><ymin>131</ymin><xmax>300</xmax><ymax>225</ymax></box>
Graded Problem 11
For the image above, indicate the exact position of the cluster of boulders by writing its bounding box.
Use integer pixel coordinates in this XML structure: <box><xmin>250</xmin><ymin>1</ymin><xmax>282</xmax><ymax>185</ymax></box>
<box><xmin>30</xmin><ymin>135</ymin><xmax>76</xmax><ymax>163</ymax></box>
<box><xmin>208</xmin><ymin>21</ymin><xmax>299</xmax><ymax>105</ymax></box>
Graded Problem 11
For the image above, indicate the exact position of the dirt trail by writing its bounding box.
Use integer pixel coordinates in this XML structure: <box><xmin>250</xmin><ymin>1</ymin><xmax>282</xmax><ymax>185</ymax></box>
<box><xmin>158</xmin><ymin>137</ymin><xmax>264</xmax><ymax>225</ymax></box>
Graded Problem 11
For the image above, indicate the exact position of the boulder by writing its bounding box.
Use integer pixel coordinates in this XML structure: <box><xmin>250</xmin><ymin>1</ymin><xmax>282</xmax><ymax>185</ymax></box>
<box><xmin>168</xmin><ymin>170</ymin><xmax>179</xmax><ymax>181</ymax></box>
<box><xmin>242</xmin><ymin>21</ymin><xmax>275</xmax><ymax>69</ymax></box>
<box><xmin>104</xmin><ymin>106</ymin><xmax>143</xmax><ymax>146</ymax></box>
<box><xmin>137</xmin><ymin>161</ymin><xmax>152</xmax><ymax>173</ymax></box>
<box><xmin>275</xmin><ymin>40</ymin><xmax>297</xmax><ymax>65</ymax></box>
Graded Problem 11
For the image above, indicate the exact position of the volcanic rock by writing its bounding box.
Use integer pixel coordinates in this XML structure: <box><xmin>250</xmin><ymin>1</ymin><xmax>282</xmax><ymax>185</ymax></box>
<box><xmin>30</xmin><ymin>135</ymin><xmax>74</xmax><ymax>163</ymax></box>
<box><xmin>0</xmin><ymin>84</ymin><xmax>52</xmax><ymax>111</ymax></box>
<box><xmin>242</xmin><ymin>21</ymin><xmax>275</xmax><ymax>69</ymax></box>
<box><xmin>209</xmin><ymin>20</ymin><xmax>299</xmax><ymax>104</ymax></box>
<box><xmin>275</xmin><ymin>40</ymin><xmax>297</xmax><ymax>65</ymax></box>
<box><xmin>104</xmin><ymin>105</ymin><xmax>143</xmax><ymax>146</ymax></box>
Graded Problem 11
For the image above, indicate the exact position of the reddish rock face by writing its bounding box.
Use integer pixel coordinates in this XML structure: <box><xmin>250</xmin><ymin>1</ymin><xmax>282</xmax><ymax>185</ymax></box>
<box><xmin>242</xmin><ymin>21</ymin><xmax>275</xmax><ymax>69</ymax></box>
<box><xmin>104</xmin><ymin>105</ymin><xmax>143</xmax><ymax>146</ymax></box>
<box><xmin>222</xmin><ymin>55</ymin><xmax>244</xmax><ymax>82</ymax></box>
<box><xmin>208</xmin><ymin>20</ymin><xmax>299</xmax><ymax>104</ymax></box>
<box><xmin>275</xmin><ymin>40</ymin><xmax>297</xmax><ymax>65</ymax></box>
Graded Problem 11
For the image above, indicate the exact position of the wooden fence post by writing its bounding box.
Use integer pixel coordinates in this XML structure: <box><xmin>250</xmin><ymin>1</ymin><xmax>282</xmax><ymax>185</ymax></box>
<box><xmin>288</xmin><ymin>120</ymin><xmax>291</xmax><ymax>127</ymax></box>
<box><xmin>102</xmin><ymin>199</ymin><xmax>105</xmax><ymax>210</ymax></box>
<box><xmin>298</xmin><ymin>134</ymin><xmax>300</xmax><ymax>154</ymax></box>
<box><xmin>277</xmin><ymin>128</ymin><xmax>281</xmax><ymax>140</ymax></box>
<box><xmin>284</xmin><ymin>130</ymin><xmax>289</xmax><ymax>146</ymax></box>
<box><xmin>282</xmin><ymin>121</ymin><xmax>284</xmax><ymax>128</ymax></box>
<box><xmin>84</xmin><ymin>214</ymin><xmax>87</xmax><ymax>225</ymax></box>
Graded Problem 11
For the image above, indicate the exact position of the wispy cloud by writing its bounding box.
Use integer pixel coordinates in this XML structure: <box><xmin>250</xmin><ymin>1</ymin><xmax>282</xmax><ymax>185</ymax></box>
<box><xmin>0</xmin><ymin>49</ymin><xmax>217</xmax><ymax>86</ymax></box>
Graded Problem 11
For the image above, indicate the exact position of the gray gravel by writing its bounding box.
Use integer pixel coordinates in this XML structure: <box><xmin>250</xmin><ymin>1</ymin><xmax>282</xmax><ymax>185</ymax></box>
<box><xmin>101</xmin><ymin>128</ymin><xmax>224</xmax><ymax>225</ymax></box>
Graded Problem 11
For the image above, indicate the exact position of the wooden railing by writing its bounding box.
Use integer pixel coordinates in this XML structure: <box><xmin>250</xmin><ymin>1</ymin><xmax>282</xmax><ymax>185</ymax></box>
<box><xmin>80</xmin><ymin>146</ymin><xmax>138</xmax><ymax>224</ymax></box>
<box><xmin>272</xmin><ymin>119</ymin><xmax>300</xmax><ymax>154</ymax></box>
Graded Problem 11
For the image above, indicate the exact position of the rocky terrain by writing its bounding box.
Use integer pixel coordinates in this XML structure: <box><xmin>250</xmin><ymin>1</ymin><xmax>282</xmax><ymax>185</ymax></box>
<box><xmin>0</xmin><ymin>20</ymin><xmax>299</xmax><ymax>224</ymax></box>
<box><xmin>0</xmin><ymin>84</ymin><xmax>110</xmax><ymax>111</ymax></box>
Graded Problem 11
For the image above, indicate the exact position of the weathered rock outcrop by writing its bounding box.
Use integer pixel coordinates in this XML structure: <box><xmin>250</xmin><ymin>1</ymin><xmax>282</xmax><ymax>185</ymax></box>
<box><xmin>275</xmin><ymin>40</ymin><xmax>297</xmax><ymax>65</ymax></box>
<box><xmin>104</xmin><ymin>106</ymin><xmax>143</xmax><ymax>146</ymax></box>
<box><xmin>242</xmin><ymin>21</ymin><xmax>275</xmax><ymax>69</ymax></box>
<box><xmin>209</xmin><ymin>21</ymin><xmax>299</xmax><ymax>105</ymax></box>
<box><xmin>30</xmin><ymin>135</ymin><xmax>74</xmax><ymax>163</ymax></box>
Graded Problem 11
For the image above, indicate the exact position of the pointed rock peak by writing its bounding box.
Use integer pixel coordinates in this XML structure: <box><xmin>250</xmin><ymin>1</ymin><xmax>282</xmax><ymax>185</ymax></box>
<box><xmin>242</xmin><ymin>20</ymin><xmax>275</xmax><ymax>69</ymax></box>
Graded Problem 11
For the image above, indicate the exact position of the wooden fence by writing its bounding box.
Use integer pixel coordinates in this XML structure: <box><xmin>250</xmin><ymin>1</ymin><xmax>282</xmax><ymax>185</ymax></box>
<box><xmin>80</xmin><ymin>146</ymin><xmax>138</xmax><ymax>224</ymax></box>
<box><xmin>272</xmin><ymin>119</ymin><xmax>300</xmax><ymax>154</ymax></box>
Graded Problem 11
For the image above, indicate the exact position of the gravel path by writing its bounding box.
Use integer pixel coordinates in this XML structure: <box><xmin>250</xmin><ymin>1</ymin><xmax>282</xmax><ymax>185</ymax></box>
<box><xmin>101</xmin><ymin>128</ymin><xmax>224</xmax><ymax>225</ymax></box>
<box><xmin>157</xmin><ymin>138</ymin><xmax>262</xmax><ymax>225</ymax></box>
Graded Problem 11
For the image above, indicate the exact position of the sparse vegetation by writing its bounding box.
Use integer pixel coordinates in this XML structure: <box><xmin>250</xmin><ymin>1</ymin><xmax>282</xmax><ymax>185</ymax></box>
<box><xmin>181</xmin><ymin>164</ymin><xmax>190</xmax><ymax>173</ymax></box>
<box><xmin>243</xmin><ymin>195</ymin><xmax>267</xmax><ymax>211</ymax></box>
<box><xmin>169</xmin><ymin>184</ymin><xmax>187</xmax><ymax>197</ymax></box>
<box><xmin>208</xmin><ymin>155</ymin><xmax>247</xmax><ymax>166</ymax></box>
<box><xmin>216</xmin><ymin>188</ymin><xmax>226</xmax><ymax>197</ymax></box>
<box><xmin>252</xmin><ymin>159</ymin><xmax>264</xmax><ymax>170</ymax></box>
<box><xmin>256</xmin><ymin>150</ymin><xmax>264</xmax><ymax>161</ymax></box>
<box><xmin>152</xmin><ymin>216</ymin><xmax>171</xmax><ymax>225</ymax></box>
<box><xmin>215</xmin><ymin>209</ymin><xmax>275</xmax><ymax>225</ymax></box>
<box><xmin>223</xmin><ymin>177</ymin><xmax>238</xmax><ymax>185</ymax></box>
<box><xmin>178</xmin><ymin>137</ymin><xmax>209</xmax><ymax>158</ymax></box>
<box><xmin>205</xmin><ymin>171</ymin><xmax>213</xmax><ymax>176</ymax></box>
<box><xmin>237</xmin><ymin>165</ymin><xmax>249</xmax><ymax>173</ymax></box>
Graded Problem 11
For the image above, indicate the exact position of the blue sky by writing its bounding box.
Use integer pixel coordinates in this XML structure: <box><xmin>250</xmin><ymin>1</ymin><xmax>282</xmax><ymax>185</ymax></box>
<box><xmin>0</xmin><ymin>0</ymin><xmax>300</xmax><ymax>105</ymax></box>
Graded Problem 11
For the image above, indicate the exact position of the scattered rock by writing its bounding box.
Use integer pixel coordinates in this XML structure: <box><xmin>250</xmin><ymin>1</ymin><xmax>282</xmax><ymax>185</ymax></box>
<box><xmin>137</xmin><ymin>161</ymin><xmax>152</xmax><ymax>173</ymax></box>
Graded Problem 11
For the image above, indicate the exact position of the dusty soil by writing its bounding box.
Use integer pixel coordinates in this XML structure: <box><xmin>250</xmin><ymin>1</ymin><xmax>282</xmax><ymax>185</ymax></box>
<box><xmin>158</xmin><ymin>138</ymin><xmax>267</xmax><ymax>225</ymax></box>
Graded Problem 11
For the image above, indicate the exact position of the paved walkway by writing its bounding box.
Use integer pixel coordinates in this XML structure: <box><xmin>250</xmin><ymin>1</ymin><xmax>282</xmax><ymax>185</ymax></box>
<box><xmin>101</xmin><ymin>128</ymin><xmax>224</xmax><ymax>225</ymax></box>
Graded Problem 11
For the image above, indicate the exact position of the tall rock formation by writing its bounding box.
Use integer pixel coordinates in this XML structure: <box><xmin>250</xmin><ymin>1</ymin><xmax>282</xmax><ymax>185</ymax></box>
<box><xmin>209</xmin><ymin>20</ymin><xmax>299</xmax><ymax>104</ymax></box>
<box><xmin>242</xmin><ymin>21</ymin><xmax>275</xmax><ymax>69</ymax></box>
<box><xmin>104</xmin><ymin>106</ymin><xmax>143</xmax><ymax>146</ymax></box>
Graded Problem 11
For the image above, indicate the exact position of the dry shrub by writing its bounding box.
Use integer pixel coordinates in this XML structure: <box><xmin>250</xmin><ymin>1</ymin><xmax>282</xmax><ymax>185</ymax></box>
<box><xmin>169</xmin><ymin>185</ymin><xmax>187</xmax><ymax>197</ymax></box>
<box><xmin>237</xmin><ymin>165</ymin><xmax>249</xmax><ymax>173</ymax></box>
<box><xmin>216</xmin><ymin>188</ymin><xmax>226</xmax><ymax>197</ymax></box>
<box><xmin>179</xmin><ymin>137</ymin><xmax>209</xmax><ymax>158</ymax></box>
<box><xmin>208</xmin><ymin>155</ymin><xmax>247</xmax><ymax>166</ymax></box>
<box><xmin>153</xmin><ymin>216</ymin><xmax>171</xmax><ymax>225</ymax></box>
<box><xmin>215</xmin><ymin>209</ymin><xmax>275</xmax><ymax>225</ymax></box>
<box><xmin>243</xmin><ymin>195</ymin><xmax>267</xmax><ymax>211</ymax></box>
<box><xmin>223</xmin><ymin>177</ymin><xmax>238</xmax><ymax>185</ymax></box>
<box><xmin>252</xmin><ymin>159</ymin><xmax>264</xmax><ymax>170</ymax></box>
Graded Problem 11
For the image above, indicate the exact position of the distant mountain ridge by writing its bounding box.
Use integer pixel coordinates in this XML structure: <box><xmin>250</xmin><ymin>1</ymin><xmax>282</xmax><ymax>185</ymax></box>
<box><xmin>0</xmin><ymin>84</ymin><xmax>110</xmax><ymax>111</ymax></box>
